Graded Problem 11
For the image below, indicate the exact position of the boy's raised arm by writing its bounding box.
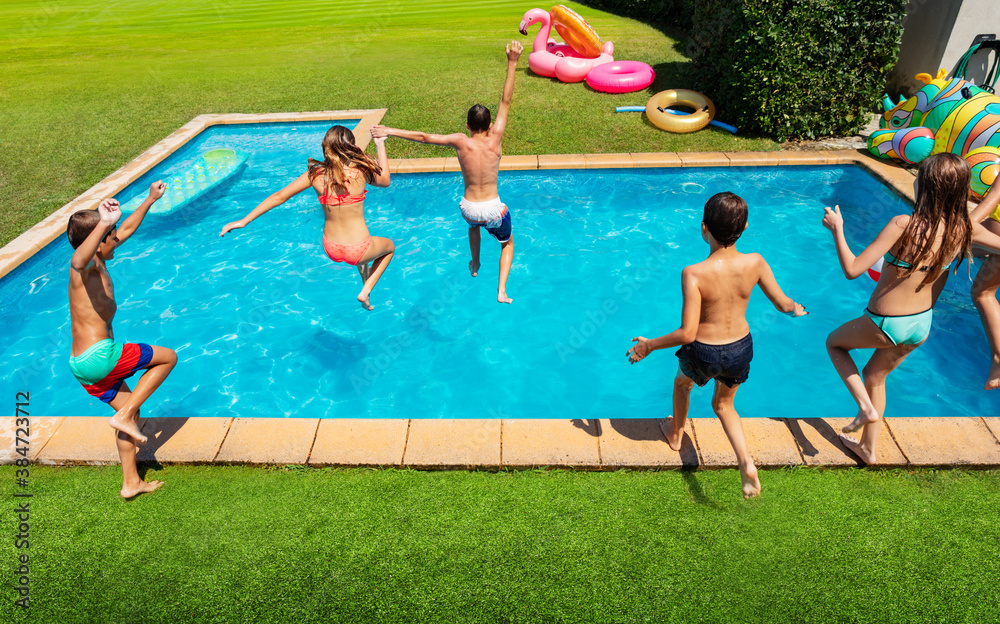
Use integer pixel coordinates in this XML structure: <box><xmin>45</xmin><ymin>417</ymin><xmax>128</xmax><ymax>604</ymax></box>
<box><xmin>71</xmin><ymin>200</ymin><xmax>120</xmax><ymax>271</ymax></box>
<box><xmin>754</xmin><ymin>255</ymin><xmax>807</xmax><ymax>316</ymax></box>
<box><xmin>626</xmin><ymin>268</ymin><xmax>702</xmax><ymax>363</ymax></box>
<box><xmin>116</xmin><ymin>181</ymin><xmax>165</xmax><ymax>244</ymax></box>
<box><xmin>491</xmin><ymin>41</ymin><xmax>523</xmax><ymax>137</ymax></box>
<box><xmin>371</xmin><ymin>124</ymin><xmax>464</xmax><ymax>148</ymax></box>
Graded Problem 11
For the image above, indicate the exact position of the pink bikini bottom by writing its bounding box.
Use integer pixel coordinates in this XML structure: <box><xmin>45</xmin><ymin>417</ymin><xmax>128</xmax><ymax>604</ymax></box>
<box><xmin>322</xmin><ymin>235</ymin><xmax>372</xmax><ymax>266</ymax></box>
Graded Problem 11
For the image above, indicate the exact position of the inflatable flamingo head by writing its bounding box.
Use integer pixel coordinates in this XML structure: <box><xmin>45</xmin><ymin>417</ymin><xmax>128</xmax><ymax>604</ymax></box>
<box><xmin>518</xmin><ymin>8</ymin><xmax>549</xmax><ymax>35</ymax></box>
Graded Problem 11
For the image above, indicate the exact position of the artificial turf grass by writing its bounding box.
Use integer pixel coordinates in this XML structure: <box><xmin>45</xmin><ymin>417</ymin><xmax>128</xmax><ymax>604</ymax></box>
<box><xmin>0</xmin><ymin>0</ymin><xmax>777</xmax><ymax>247</ymax></box>
<box><xmin>2</xmin><ymin>465</ymin><xmax>998</xmax><ymax>623</ymax></box>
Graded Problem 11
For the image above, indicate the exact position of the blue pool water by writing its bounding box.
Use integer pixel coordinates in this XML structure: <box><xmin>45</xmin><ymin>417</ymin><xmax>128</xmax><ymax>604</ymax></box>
<box><xmin>1</xmin><ymin>123</ymin><xmax>997</xmax><ymax>419</ymax></box>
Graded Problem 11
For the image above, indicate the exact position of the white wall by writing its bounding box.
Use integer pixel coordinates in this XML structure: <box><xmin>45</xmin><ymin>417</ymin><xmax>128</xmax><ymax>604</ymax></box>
<box><xmin>887</xmin><ymin>0</ymin><xmax>1000</xmax><ymax>97</ymax></box>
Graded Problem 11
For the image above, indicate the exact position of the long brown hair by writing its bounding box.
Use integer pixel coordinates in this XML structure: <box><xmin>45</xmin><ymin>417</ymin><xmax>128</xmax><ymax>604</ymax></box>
<box><xmin>307</xmin><ymin>125</ymin><xmax>381</xmax><ymax>194</ymax></box>
<box><xmin>896</xmin><ymin>152</ymin><xmax>972</xmax><ymax>283</ymax></box>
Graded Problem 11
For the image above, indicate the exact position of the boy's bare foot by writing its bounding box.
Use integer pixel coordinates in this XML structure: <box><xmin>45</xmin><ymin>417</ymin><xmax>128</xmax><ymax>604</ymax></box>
<box><xmin>659</xmin><ymin>417</ymin><xmax>684</xmax><ymax>451</ymax></box>
<box><xmin>357</xmin><ymin>293</ymin><xmax>374</xmax><ymax>311</ymax></box>
<box><xmin>840</xmin><ymin>434</ymin><xmax>876</xmax><ymax>464</ymax></box>
<box><xmin>469</xmin><ymin>260</ymin><xmax>480</xmax><ymax>277</ymax></box>
<box><xmin>109</xmin><ymin>412</ymin><xmax>147</xmax><ymax>445</ymax></box>
<box><xmin>985</xmin><ymin>360</ymin><xmax>1000</xmax><ymax>390</ymax></box>
<box><xmin>842</xmin><ymin>406</ymin><xmax>879</xmax><ymax>433</ymax></box>
<box><xmin>120</xmin><ymin>480</ymin><xmax>163</xmax><ymax>499</ymax></box>
<box><xmin>741</xmin><ymin>465</ymin><xmax>761</xmax><ymax>499</ymax></box>
<box><xmin>498</xmin><ymin>289</ymin><xmax>512</xmax><ymax>304</ymax></box>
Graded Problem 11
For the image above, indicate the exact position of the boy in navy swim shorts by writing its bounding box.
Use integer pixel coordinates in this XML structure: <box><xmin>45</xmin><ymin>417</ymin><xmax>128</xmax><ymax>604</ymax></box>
<box><xmin>372</xmin><ymin>40</ymin><xmax>523</xmax><ymax>304</ymax></box>
<box><xmin>626</xmin><ymin>192</ymin><xmax>807</xmax><ymax>499</ymax></box>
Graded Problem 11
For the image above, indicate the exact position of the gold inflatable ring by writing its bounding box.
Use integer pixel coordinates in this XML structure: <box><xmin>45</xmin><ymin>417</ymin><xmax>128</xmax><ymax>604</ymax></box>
<box><xmin>646</xmin><ymin>90</ymin><xmax>716</xmax><ymax>133</ymax></box>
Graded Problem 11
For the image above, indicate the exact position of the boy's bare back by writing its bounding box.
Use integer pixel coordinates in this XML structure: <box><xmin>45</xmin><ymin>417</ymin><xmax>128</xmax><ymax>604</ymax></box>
<box><xmin>453</xmin><ymin>133</ymin><xmax>503</xmax><ymax>202</ymax></box>
<box><xmin>685</xmin><ymin>251</ymin><xmax>781</xmax><ymax>344</ymax></box>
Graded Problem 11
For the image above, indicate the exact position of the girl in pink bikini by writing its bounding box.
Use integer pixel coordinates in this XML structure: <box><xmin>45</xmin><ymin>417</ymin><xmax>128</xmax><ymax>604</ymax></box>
<box><xmin>220</xmin><ymin>125</ymin><xmax>394</xmax><ymax>310</ymax></box>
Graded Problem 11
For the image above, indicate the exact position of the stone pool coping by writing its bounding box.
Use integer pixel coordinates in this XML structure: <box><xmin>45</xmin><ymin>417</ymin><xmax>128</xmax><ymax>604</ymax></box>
<box><xmin>6</xmin><ymin>112</ymin><xmax>995</xmax><ymax>470</ymax></box>
<box><xmin>3</xmin><ymin>416</ymin><xmax>1000</xmax><ymax>468</ymax></box>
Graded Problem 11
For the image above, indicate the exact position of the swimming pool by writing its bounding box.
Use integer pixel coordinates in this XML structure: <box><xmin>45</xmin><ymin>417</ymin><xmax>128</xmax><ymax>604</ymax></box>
<box><xmin>1</xmin><ymin>124</ymin><xmax>996</xmax><ymax>419</ymax></box>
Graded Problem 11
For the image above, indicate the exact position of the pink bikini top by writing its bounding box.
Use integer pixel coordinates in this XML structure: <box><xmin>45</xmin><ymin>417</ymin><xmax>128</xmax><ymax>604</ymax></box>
<box><xmin>319</xmin><ymin>190</ymin><xmax>366</xmax><ymax>206</ymax></box>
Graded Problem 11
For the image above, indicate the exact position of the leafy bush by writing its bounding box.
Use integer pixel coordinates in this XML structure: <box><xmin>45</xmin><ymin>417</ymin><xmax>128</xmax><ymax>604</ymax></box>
<box><xmin>581</xmin><ymin>0</ymin><xmax>696</xmax><ymax>30</ymax></box>
<box><xmin>687</xmin><ymin>0</ymin><xmax>907</xmax><ymax>140</ymax></box>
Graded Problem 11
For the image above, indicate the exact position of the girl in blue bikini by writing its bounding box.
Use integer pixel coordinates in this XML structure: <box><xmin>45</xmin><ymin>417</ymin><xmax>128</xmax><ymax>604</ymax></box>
<box><xmin>822</xmin><ymin>153</ymin><xmax>975</xmax><ymax>463</ymax></box>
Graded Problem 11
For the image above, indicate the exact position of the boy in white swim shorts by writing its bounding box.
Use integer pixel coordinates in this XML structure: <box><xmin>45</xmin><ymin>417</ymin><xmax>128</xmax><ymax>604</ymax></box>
<box><xmin>372</xmin><ymin>40</ymin><xmax>523</xmax><ymax>304</ymax></box>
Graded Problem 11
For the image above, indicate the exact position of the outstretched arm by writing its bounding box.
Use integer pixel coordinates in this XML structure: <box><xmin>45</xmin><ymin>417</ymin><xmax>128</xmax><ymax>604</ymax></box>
<box><xmin>971</xmin><ymin>178</ymin><xmax>1000</xmax><ymax>224</ymax></box>
<box><xmin>371</xmin><ymin>136</ymin><xmax>390</xmax><ymax>188</ymax></box>
<box><xmin>823</xmin><ymin>205</ymin><xmax>906</xmax><ymax>279</ymax></box>
<box><xmin>370</xmin><ymin>124</ymin><xmax>464</xmax><ymax>148</ymax></box>
<box><xmin>754</xmin><ymin>254</ymin><xmax>807</xmax><ymax>316</ymax></box>
<box><xmin>626</xmin><ymin>268</ymin><xmax>701</xmax><ymax>364</ymax></box>
<box><xmin>70</xmin><ymin>200</ymin><xmax>120</xmax><ymax>271</ymax></box>
<box><xmin>491</xmin><ymin>40</ymin><xmax>523</xmax><ymax>138</ymax></box>
<box><xmin>973</xmin><ymin>222</ymin><xmax>1000</xmax><ymax>254</ymax></box>
<box><xmin>219</xmin><ymin>172</ymin><xmax>312</xmax><ymax>236</ymax></box>
<box><xmin>116</xmin><ymin>181</ymin><xmax>165</xmax><ymax>244</ymax></box>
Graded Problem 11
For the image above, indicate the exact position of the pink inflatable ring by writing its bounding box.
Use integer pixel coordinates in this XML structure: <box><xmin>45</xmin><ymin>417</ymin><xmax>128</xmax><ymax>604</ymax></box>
<box><xmin>586</xmin><ymin>61</ymin><xmax>655</xmax><ymax>94</ymax></box>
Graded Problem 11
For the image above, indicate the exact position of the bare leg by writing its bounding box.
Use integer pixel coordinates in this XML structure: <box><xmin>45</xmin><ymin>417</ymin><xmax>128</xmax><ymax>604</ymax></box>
<box><xmin>826</xmin><ymin>316</ymin><xmax>895</xmax><ymax>433</ymax></box>
<box><xmin>108</xmin><ymin>346</ymin><xmax>178</xmax><ymax>445</ymax></box>
<box><xmin>468</xmin><ymin>227</ymin><xmax>481</xmax><ymax>277</ymax></box>
<box><xmin>972</xmin><ymin>253</ymin><xmax>1000</xmax><ymax>389</ymax></box>
<box><xmin>497</xmin><ymin>237</ymin><xmax>514</xmax><ymax>304</ymax></box>
<box><xmin>356</xmin><ymin>237</ymin><xmax>395</xmax><ymax>311</ymax></box>
<box><xmin>841</xmin><ymin>343</ymin><xmax>918</xmax><ymax>464</ymax></box>
<box><xmin>357</xmin><ymin>262</ymin><xmax>370</xmax><ymax>284</ymax></box>
<box><xmin>108</xmin><ymin>383</ymin><xmax>163</xmax><ymax>498</ymax></box>
<box><xmin>711</xmin><ymin>381</ymin><xmax>759</xmax><ymax>499</ymax></box>
<box><xmin>661</xmin><ymin>369</ymin><xmax>694</xmax><ymax>451</ymax></box>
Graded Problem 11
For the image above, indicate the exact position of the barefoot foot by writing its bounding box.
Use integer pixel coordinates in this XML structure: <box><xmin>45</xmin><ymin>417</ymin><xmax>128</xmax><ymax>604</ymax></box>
<box><xmin>659</xmin><ymin>417</ymin><xmax>684</xmax><ymax>452</ymax></box>
<box><xmin>109</xmin><ymin>412</ymin><xmax>147</xmax><ymax>445</ymax></box>
<box><xmin>497</xmin><ymin>290</ymin><xmax>512</xmax><ymax>304</ymax></box>
<box><xmin>357</xmin><ymin>293</ymin><xmax>374</xmax><ymax>311</ymax></box>
<box><xmin>469</xmin><ymin>260</ymin><xmax>480</xmax><ymax>277</ymax></box>
<box><xmin>741</xmin><ymin>465</ymin><xmax>761</xmax><ymax>499</ymax></box>
<box><xmin>840</xmin><ymin>434</ymin><xmax>877</xmax><ymax>465</ymax></box>
<box><xmin>985</xmin><ymin>360</ymin><xmax>1000</xmax><ymax>390</ymax></box>
<box><xmin>842</xmin><ymin>407</ymin><xmax>879</xmax><ymax>433</ymax></box>
<box><xmin>120</xmin><ymin>480</ymin><xmax>163</xmax><ymax>499</ymax></box>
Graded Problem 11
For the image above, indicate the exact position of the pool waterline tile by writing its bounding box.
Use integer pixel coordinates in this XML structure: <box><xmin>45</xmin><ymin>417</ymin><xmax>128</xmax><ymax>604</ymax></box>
<box><xmin>502</xmin><ymin>419</ymin><xmax>601</xmax><ymax>468</ymax></box>
<box><xmin>403</xmin><ymin>419</ymin><xmax>501</xmax><ymax>469</ymax></box>
<box><xmin>692</xmin><ymin>418</ymin><xmax>803</xmax><ymax>468</ymax></box>
<box><xmin>597</xmin><ymin>418</ymin><xmax>698</xmax><ymax>468</ymax></box>
<box><xmin>137</xmin><ymin>417</ymin><xmax>233</xmax><ymax>463</ymax></box>
<box><xmin>787</xmin><ymin>417</ymin><xmax>908</xmax><ymax>467</ymax></box>
<box><xmin>215</xmin><ymin>418</ymin><xmax>320</xmax><ymax>464</ymax></box>
<box><xmin>887</xmin><ymin>417</ymin><xmax>1000</xmax><ymax>467</ymax></box>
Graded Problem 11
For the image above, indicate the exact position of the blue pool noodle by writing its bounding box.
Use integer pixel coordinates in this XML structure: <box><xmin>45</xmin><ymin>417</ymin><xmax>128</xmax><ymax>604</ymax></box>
<box><xmin>615</xmin><ymin>105</ymin><xmax>738</xmax><ymax>134</ymax></box>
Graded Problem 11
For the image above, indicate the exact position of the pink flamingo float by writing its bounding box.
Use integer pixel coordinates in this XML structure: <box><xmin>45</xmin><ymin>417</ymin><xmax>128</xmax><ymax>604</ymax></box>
<box><xmin>518</xmin><ymin>8</ymin><xmax>614</xmax><ymax>83</ymax></box>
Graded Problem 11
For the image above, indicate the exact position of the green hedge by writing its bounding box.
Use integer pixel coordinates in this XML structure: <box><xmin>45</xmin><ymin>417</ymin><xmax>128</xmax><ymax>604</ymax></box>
<box><xmin>580</xmin><ymin>0</ymin><xmax>696</xmax><ymax>31</ymax></box>
<box><xmin>686</xmin><ymin>0</ymin><xmax>907</xmax><ymax>140</ymax></box>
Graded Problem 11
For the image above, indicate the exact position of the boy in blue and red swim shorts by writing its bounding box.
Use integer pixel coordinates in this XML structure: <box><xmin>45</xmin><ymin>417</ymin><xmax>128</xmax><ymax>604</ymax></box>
<box><xmin>66</xmin><ymin>183</ymin><xmax>178</xmax><ymax>498</ymax></box>
<box><xmin>625</xmin><ymin>192</ymin><xmax>807</xmax><ymax>500</ymax></box>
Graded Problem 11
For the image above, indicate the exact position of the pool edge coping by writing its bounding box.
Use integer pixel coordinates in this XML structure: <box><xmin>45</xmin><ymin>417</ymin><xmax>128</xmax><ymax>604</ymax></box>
<box><xmin>5</xmin><ymin>416</ymin><xmax>1000</xmax><ymax>469</ymax></box>
<box><xmin>0</xmin><ymin>108</ymin><xmax>388</xmax><ymax>281</ymax></box>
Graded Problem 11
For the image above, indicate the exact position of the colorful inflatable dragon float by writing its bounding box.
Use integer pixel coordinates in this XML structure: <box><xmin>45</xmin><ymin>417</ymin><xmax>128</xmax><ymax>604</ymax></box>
<box><xmin>867</xmin><ymin>69</ymin><xmax>1000</xmax><ymax>197</ymax></box>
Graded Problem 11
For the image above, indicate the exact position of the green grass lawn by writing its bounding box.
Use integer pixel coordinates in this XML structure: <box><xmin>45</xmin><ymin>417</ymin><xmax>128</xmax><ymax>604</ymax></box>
<box><xmin>0</xmin><ymin>0</ymin><xmax>776</xmax><ymax>247</ymax></box>
<box><xmin>1</xmin><ymin>465</ymin><xmax>998</xmax><ymax>623</ymax></box>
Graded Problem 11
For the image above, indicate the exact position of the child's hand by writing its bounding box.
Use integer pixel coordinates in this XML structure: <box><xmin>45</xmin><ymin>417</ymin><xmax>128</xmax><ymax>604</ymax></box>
<box><xmin>371</xmin><ymin>125</ymin><xmax>389</xmax><ymax>139</ymax></box>
<box><xmin>822</xmin><ymin>205</ymin><xmax>843</xmax><ymax>232</ymax></box>
<box><xmin>789</xmin><ymin>302</ymin><xmax>808</xmax><ymax>317</ymax></box>
<box><xmin>149</xmin><ymin>180</ymin><xmax>166</xmax><ymax>200</ymax></box>
<box><xmin>372</xmin><ymin>135</ymin><xmax>387</xmax><ymax>146</ymax></box>
<box><xmin>98</xmin><ymin>199</ymin><xmax>122</xmax><ymax>227</ymax></box>
<box><xmin>627</xmin><ymin>336</ymin><xmax>651</xmax><ymax>364</ymax></box>
<box><xmin>219</xmin><ymin>220</ymin><xmax>245</xmax><ymax>237</ymax></box>
<box><xmin>507</xmin><ymin>40</ymin><xmax>523</xmax><ymax>62</ymax></box>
